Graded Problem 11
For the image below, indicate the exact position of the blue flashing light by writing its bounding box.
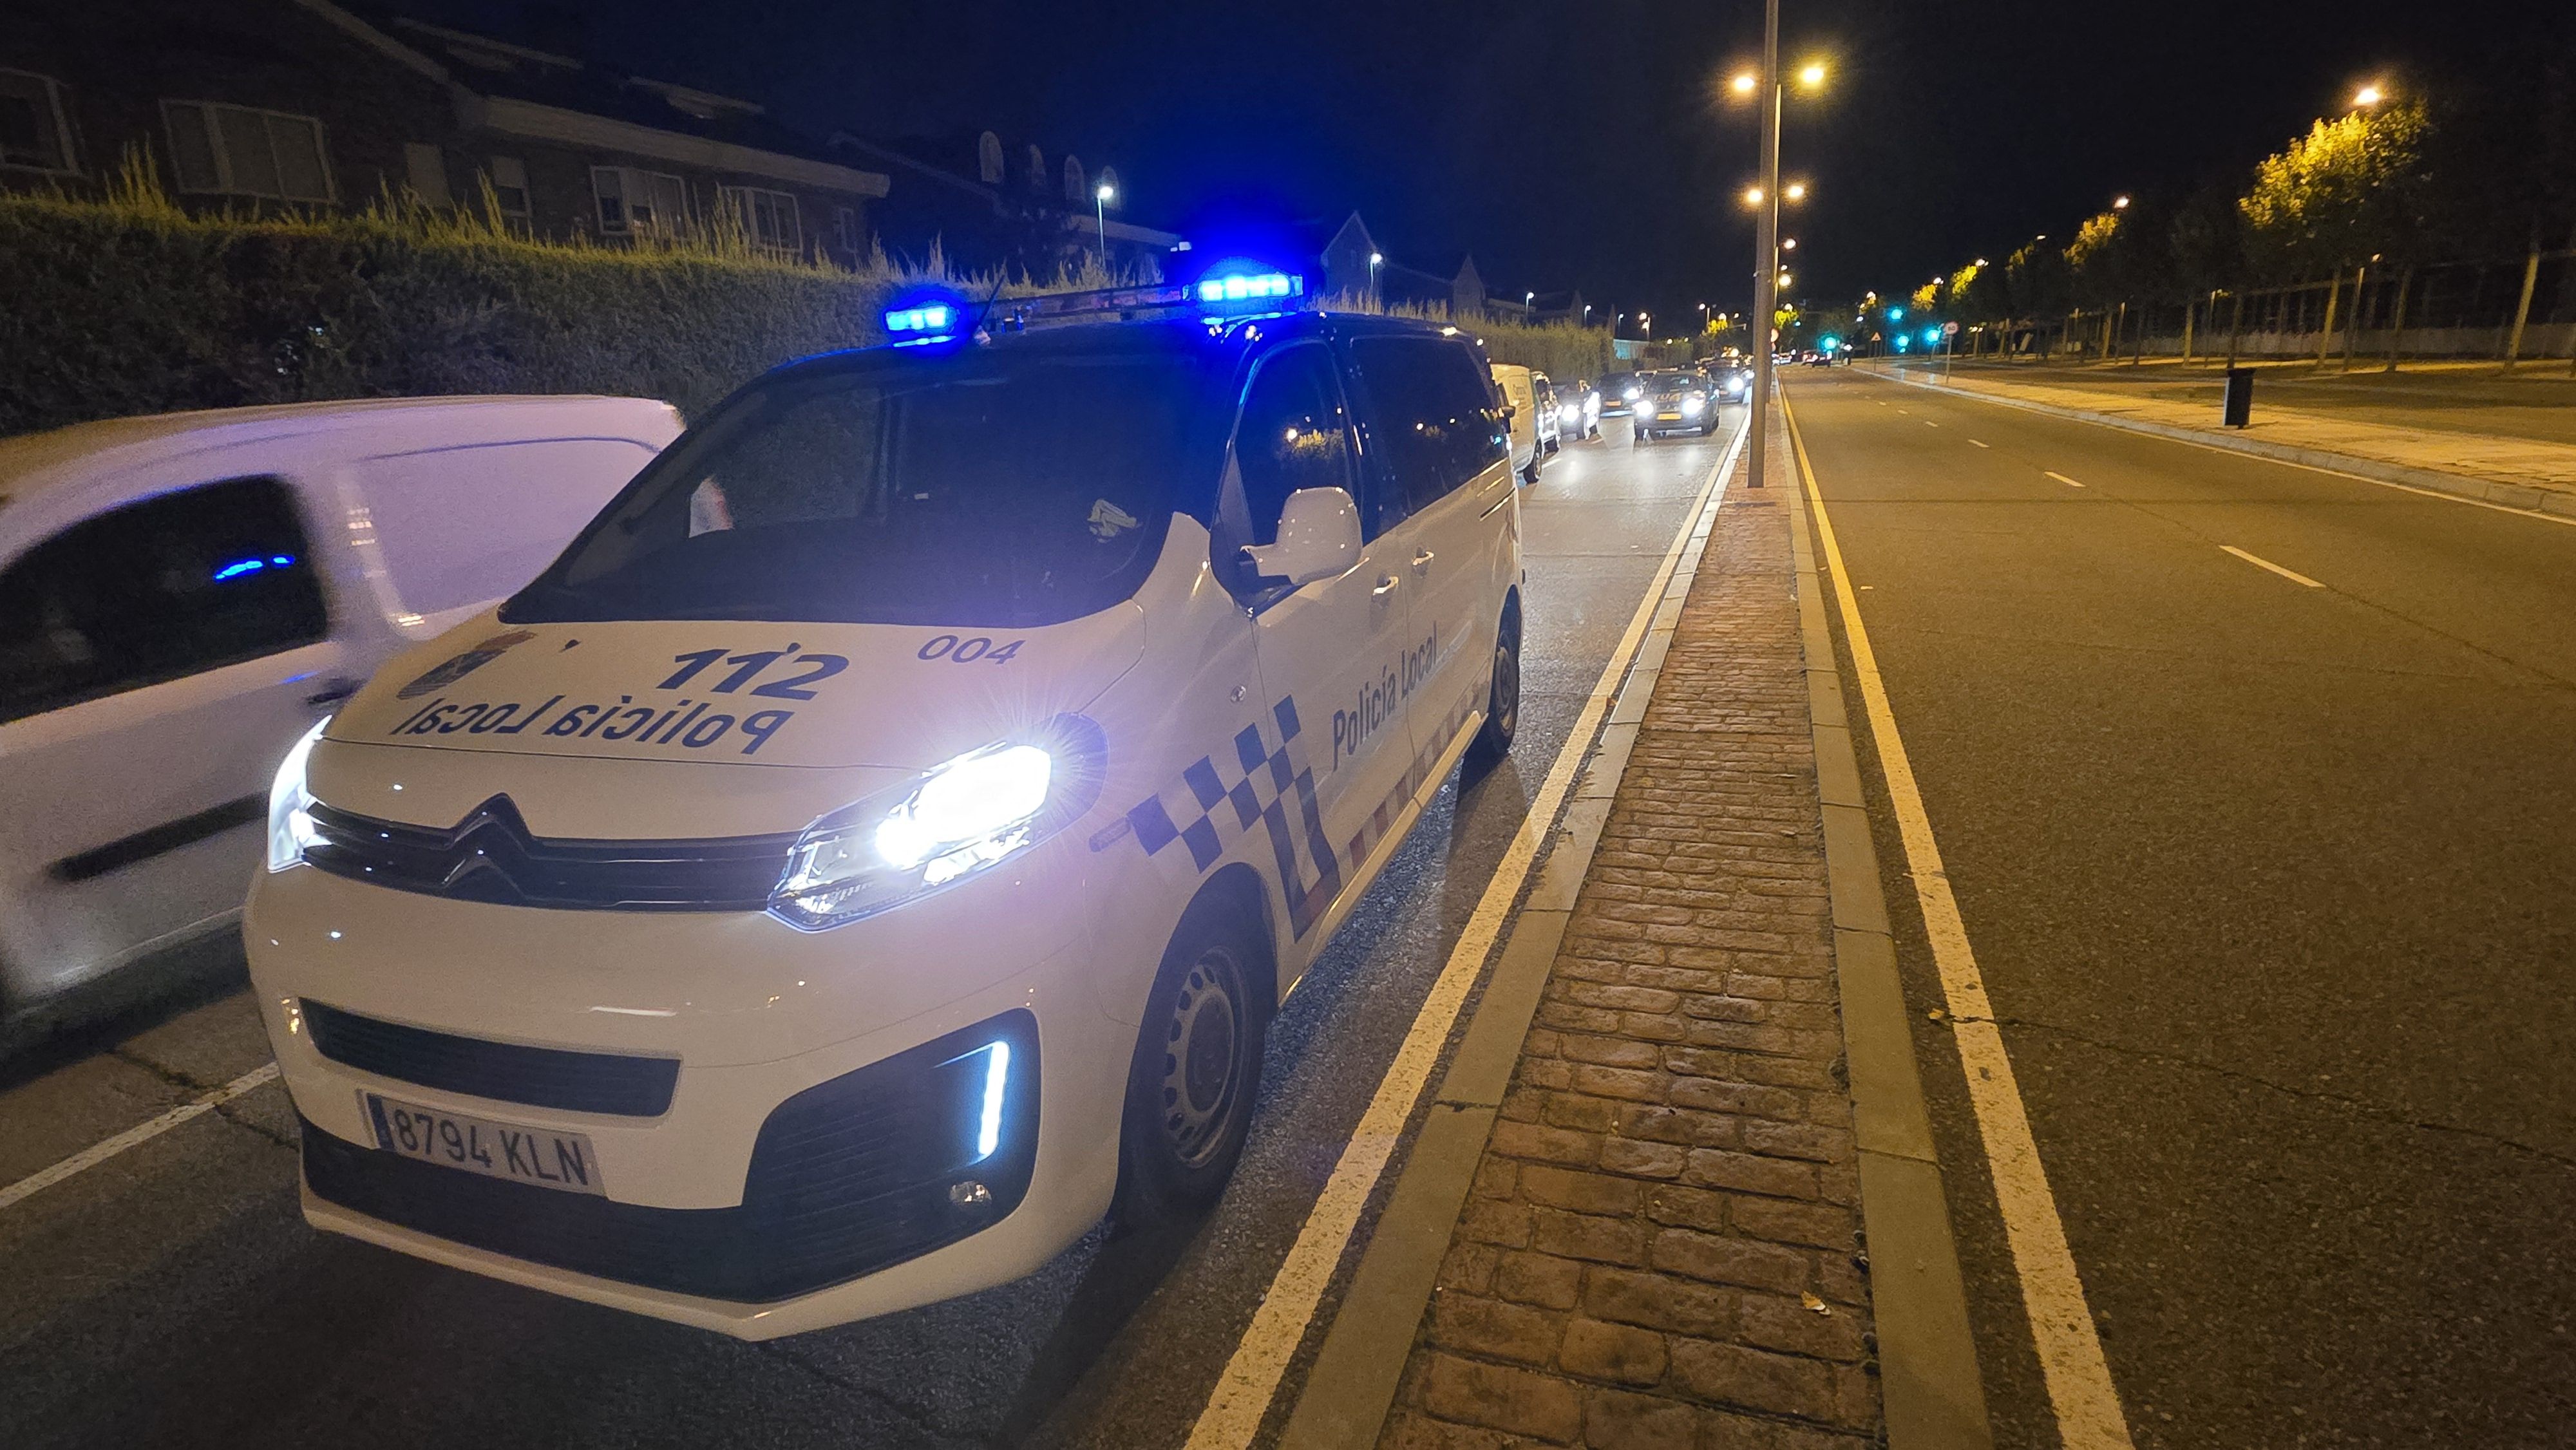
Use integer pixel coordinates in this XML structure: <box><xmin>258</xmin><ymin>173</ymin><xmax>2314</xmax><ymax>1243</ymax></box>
<box><xmin>1893</xmin><ymin>335</ymin><xmax>1910</xmax><ymax>352</ymax></box>
<box><xmin>1195</xmin><ymin>270</ymin><xmax>1302</xmax><ymax>305</ymax></box>
<box><xmin>1922</xmin><ymin>327</ymin><xmax>1943</xmax><ymax>346</ymax></box>
<box><xmin>1887</xmin><ymin>306</ymin><xmax>1906</xmax><ymax>321</ymax></box>
<box><xmin>213</xmin><ymin>556</ymin><xmax>288</xmax><ymax>581</ymax></box>
<box><xmin>884</xmin><ymin>303</ymin><xmax>956</xmax><ymax>337</ymax></box>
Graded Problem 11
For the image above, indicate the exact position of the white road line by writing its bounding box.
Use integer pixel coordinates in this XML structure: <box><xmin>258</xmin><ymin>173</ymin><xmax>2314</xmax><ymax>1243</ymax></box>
<box><xmin>1969</xmin><ymin>438</ymin><xmax>1991</xmax><ymax>449</ymax></box>
<box><xmin>1923</xmin><ymin>419</ymin><xmax>1942</xmax><ymax>429</ymax></box>
<box><xmin>0</xmin><ymin>1062</ymin><xmax>280</xmax><ymax>1213</ymax></box>
<box><xmin>1783</xmin><ymin>394</ymin><xmax>2137</xmax><ymax>1450</ymax></box>
<box><xmin>1184</xmin><ymin>424</ymin><xmax>1747</xmax><ymax>1450</ymax></box>
<box><xmin>2045</xmin><ymin>471</ymin><xmax>2087</xmax><ymax>488</ymax></box>
<box><xmin>2219</xmin><ymin>545</ymin><xmax>2324</xmax><ymax>588</ymax></box>
<box><xmin>1882</xmin><ymin>370</ymin><xmax>2576</xmax><ymax>530</ymax></box>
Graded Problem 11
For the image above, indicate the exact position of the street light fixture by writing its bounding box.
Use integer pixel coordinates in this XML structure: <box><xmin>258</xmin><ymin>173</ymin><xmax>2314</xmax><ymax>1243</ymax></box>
<box><xmin>2353</xmin><ymin>82</ymin><xmax>2386</xmax><ymax>108</ymax></box>
<box><xmin>1784</xmin><ymin>181</ymin><xmax>1808</xmax><ymax>202</ymax></box>
<box><xmin>1781</xmin><ymin>237</ymin><xmax>1797</xmax><ymax>250</ymax></box>
<box><xmin>1797</xmin><ymin>61</ymin><xmax>1827</xmax><ymax>88</ymax></box>
<box><xmin>1093</xmin><ymin>182</ymin><xmax>1115</xmax><ymax>264</ymax></box>
<box><xmin>2113</xmin><ymin>194</ymin><xmax>2131</xmax><ymax>211</ymax></box>
<box><xmin>1742</xmin><ymin>185</ymin><xmax>1765</xmax><ymax>207</ymax></box>
<box><xmin>1730</xmin><ymin>71</ymin><xmax>1758</xmax><ymax>96</ymax></box>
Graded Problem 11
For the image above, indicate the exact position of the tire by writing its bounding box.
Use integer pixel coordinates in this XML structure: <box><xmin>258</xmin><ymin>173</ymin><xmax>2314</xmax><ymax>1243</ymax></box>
<box><xmin>1114</xmin><ymin>898</ymin><xmax>1269</xmax><ymax>1227</ymax></box>
<box><xmin>1463</xmin><ymin>606</ymin><xmax>1521</xmax><ymax>778</ymax></box>
<box><xmin>1522</xmin><ymin>453</ymin><xmax>1542</xmax><ymax>487</ymax></box>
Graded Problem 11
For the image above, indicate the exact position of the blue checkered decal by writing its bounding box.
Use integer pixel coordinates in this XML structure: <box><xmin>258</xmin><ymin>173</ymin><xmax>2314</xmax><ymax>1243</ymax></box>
<box><xmin>1126</xmin><ymin>696</ymin><xmax>1344</xmax><ymax>938</ymax></box>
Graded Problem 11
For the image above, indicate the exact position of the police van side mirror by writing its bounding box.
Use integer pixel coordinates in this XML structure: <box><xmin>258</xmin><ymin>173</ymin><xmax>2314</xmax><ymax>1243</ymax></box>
<box><xmin>1242</xmin><ymin>487</ymin><xmax>1361</xmax><ymax>587</ymax></box>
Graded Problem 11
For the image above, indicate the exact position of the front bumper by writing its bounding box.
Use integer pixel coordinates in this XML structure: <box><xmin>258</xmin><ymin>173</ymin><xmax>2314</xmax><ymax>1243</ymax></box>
<box><xmin>249</xmin><ymin>860</ymin><xmax>1135</xmax><ymax>1338</ymax></box>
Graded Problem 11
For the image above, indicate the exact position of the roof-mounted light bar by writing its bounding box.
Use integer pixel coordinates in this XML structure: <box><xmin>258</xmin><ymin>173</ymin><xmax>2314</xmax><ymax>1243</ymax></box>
<box><xmin>884</xmin><ymin>303</ymin><xmax>957</xmax><ymax>338</ymax></box>
<box><xmin>1194</xmin><ymin>271</ymin><xmax>1302</xmax><ymax>304</ymax></box>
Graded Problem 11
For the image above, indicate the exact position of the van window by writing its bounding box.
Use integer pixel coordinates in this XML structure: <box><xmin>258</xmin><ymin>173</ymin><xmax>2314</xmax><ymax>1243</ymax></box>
<box><xmin>0</xmin><ymin>476</ymin><xmax>327</xmax><ymax>724</ymax></box>
<box><xmin>1235</xmin><ymin>345</ymin><xmax>1359</xmax><ymax>546</ymax></box>
<box><xmin>1349</xmin><ymin>336</ymin><xmax>1507</xmax><ymax>522</ymax></box>
<box><xmin>358</xmin><ymin>438</ymin><xmax>659</xmax><ymax>617</ymax></box>
<box><xmin>509</xmin><ymin>336</ymin><xmax>1229</xmax><ymax>629</ymax></box>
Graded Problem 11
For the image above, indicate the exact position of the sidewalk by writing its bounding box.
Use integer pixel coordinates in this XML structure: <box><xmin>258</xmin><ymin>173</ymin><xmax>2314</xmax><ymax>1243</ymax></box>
<box><xmin>1873</xmin><ymin>359</ymin><xmax>2576</xmax><ymax>514</ymax></box>
<box><xmin>1370</xmin><ymin>443</ymin><xmax>1886</xmax><ymax>1449</ymax></box>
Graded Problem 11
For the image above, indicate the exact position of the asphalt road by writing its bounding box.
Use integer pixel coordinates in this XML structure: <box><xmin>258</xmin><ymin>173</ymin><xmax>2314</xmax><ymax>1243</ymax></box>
<box><xmin>1937</xmin><ymin>357</ymin><xmax>2576</xmax><ymax>447</ymax></box>
<box><xmin>1787</xmin><ymin>369</ymin><xmax>2576</xmax><ymax>1447</ymax></box>
<box><xmin>0</xmin><ymin>410</ymin><xmax>1740</xmax><ymax>1450</ymax></box>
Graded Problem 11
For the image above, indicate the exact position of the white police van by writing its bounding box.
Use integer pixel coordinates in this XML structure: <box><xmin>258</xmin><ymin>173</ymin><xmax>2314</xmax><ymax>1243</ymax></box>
<box><xmin>247</xmin><ymin>270</ymin><xmax>1526</xmax><ymax>1337</ymax></box>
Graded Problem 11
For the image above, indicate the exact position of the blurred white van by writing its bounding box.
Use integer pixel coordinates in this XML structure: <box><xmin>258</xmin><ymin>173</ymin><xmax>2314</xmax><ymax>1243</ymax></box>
<box><xmin>1489</xmin><ymin>363</ymin><xmax>1541</xmax><ymax>486</ymax></box>
<box><xmin>0</xmin><ymin>396</ymin><xmax>681</xmax><ymax>1027</ymax></box>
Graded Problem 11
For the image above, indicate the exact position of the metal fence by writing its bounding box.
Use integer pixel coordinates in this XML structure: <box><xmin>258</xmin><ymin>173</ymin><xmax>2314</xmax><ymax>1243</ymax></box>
<box><xmin>1971</xmin><ymin>249</ymin><xmax>2576</xmax><ymax>368</ymax></box>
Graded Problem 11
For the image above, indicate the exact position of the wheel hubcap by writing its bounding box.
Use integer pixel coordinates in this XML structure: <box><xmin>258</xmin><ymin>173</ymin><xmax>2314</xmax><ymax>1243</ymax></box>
<box><xmin>1159</xmin><ymin>950</ymin><xmax>1242</xmax><ymax>1167</ymax></box>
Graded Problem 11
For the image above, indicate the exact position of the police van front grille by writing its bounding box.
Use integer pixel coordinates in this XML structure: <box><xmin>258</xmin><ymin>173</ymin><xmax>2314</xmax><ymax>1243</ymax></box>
<box><xmin>302</xmin><ymin>797</ymin><xmax>795</xmax><ymax>912</ymax></box>
<box><xmin>303</xmin><ymin>1001</ymin><xmax>680</xmax><ymax>1117</ymax></box>
<box><xmin>299</xmin><ymin>1012</ymin><xmax>1041</xmax><ymax>1304</ymax></box>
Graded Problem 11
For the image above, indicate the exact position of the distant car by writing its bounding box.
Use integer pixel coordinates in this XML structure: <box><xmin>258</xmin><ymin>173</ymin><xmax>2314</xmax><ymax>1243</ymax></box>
<box><xmin>1712</xmin><ymin>362</ymin><xmax>1752</xmax><ymax>400</ymax></box>
<box><xmin>1531</xmin><ymin>373</ymin><xmax>1563</xmax><ymax>455</ymax></box>
<box><xmin>1553</xmin><ymin>378</ymin><xmax>1601</xmax><ymax>440</ymax></box>
<box><xmin>0</xmin><ymin>395</ymin><xmax>683</xmax><ymax>1031</ymax></box>
<box><xmin>1804</xmin><ymin>351</ymin><xmax>1835</xmax><ymax>367</ymax></box>
<box><xmin>1598</xmin><ymin>372</ymin><xmax>1643</xmax><ymax>419</ymax></box>
<box><xmin>1490</xmin><ymin>362</ymin><xmax>1543</xmax><ymax>484</ymax></box>
<box><xmin>1632</xmin><ymin>372</ymin><xmax>1720</xmax><ymax>442</ymax></box>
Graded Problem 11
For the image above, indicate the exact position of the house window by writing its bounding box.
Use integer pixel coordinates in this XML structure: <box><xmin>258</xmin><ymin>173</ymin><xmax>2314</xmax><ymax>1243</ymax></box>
<box><xmin>487</xmin><ymin>156</ymin><xmax>530</xmax><ymax>231</ymax></box>
<box><xmin>0</xmin><ymin>70</ymin><xmax>77</xmax><ymax>174</ymax></box>
<box><xmin>402</xmin><ymin>142</ymin><xmax>450</xmax><ymax>207</ymax></box>
<box><xmin>162</xmin><ymin>100</ymin><xmax>333</xmax><ymax>202</ymax></box>
<box><xmin>591</xmin><ymin>165</ymin><xmax>688</xmax><ymax>236</ymax></box>
<box><xmin>720</xmin><ymin>185</ymin><xmax>800</xmax><ymax>258</ymax></box>
<box><xmin>833</xmin><ymin>205</ymin><xmax>858</xmax><ymax>257</ymax></box>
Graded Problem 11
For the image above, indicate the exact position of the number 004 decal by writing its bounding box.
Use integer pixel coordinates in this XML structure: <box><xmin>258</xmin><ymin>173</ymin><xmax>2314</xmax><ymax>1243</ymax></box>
<box><xmin>918</xmin><ymin>634</ymin><xmax>1025</xmax><ymax>664</ymax></box>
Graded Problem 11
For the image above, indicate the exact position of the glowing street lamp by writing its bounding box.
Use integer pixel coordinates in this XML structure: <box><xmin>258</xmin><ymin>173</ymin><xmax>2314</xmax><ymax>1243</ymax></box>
<box><xmin>1784</xmin><ymin>181</ymin><xmax>1808</xmax><ymax>202</ymax></box>
<box><xmin>1797</xmin><ymin>61</ymin><xmax>1827</xmax><ymax>88</ymax></box>
<box><xmin>1730</xmin><ymin>71</ymin><xmax>1758</xmax><ymax>97</ymax></box>
<box><xmin>1093</xmin><ymin>182</ymin><xmax>1115</xmax><ymax>263</ymax></box>
<box><xmin>2112</xmin><ymin>194</ymin><xmax>2131</xmax><ymax>210</ymax></box>
<box><xmin>1742</xmin><ymin>185</ymin><xmax>1765</xmax><ymax>207</ymax></box>
<box><xmin>2353</xmin><ymin>82</ymin><xmax>2386</xmax><ymax>108</ymax></box>
<box><xmin>1781</xmin><ymin>237</ymin><xmax>1797</xmax><ymax>250</ymax></box>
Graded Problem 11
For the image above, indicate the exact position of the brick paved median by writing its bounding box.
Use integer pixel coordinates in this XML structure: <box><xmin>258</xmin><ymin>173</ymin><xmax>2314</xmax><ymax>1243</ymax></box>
<box><xmin>1377</xmin><ymin>445</ymin><xmax>1879</xmax><ymax>1449</ymax></box>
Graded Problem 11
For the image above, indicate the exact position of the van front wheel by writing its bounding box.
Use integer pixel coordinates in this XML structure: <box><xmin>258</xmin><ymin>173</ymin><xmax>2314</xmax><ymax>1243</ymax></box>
<box><xmin>1114</xmin><ymin>900</ymin><xmax>1268</xmax><ymax>1227</ymax></box>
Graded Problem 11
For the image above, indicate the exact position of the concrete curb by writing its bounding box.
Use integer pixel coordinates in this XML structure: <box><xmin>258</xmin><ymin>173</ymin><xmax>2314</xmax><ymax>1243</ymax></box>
<box><xmin>1873</xmin><ymin>364</ymin><xmax>2576</xmax><ymax>520</ymax></box>
<box><xmin>1783</xmin><ymin>415</ymin><xmax>1994</xmax><ymax>1449</ymax></box>
<box><xmin>1274</xmin><ymin>428</ymin><xmax>1740</xmax><ymax>1450</ymax></box>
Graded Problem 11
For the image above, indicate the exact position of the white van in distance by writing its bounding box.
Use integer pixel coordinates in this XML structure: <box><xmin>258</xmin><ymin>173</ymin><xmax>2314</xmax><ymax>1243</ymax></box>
<box><xmin>247</xmin><ymin>278</ymin><xmax>1524</xmax><ymax>1337</ymax></box>
<box><xmin>0</xmin><ymin>397</ymin><xmax>681</xmax><ymax>1029</ymax></box>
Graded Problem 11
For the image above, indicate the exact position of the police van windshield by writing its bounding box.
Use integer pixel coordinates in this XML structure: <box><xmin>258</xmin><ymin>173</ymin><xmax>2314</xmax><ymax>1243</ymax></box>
<box><xmin>506</xmin><ymin>337</ymin><xmax>1226</xmax><ymax>628</ymax></box>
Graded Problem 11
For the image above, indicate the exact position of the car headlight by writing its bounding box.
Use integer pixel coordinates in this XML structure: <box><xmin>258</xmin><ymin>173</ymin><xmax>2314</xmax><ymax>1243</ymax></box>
<box><xmin>1681</xmin><ymin>396</ymin><xmax>1705</xmax><ymax>415</ymax></box>
<box><xmin>267</xmin><ymin>718</ymin><xmax>329</xmax><ymax>872</ymax></box>
<box><xmin>770</xmin><ymin>718</ymin><xmax>1104</xmax><ymax>931</ymax></box>
<box><xmin>1559</xmin><ymin>404</ymin><xmax>1580</xmax><ymax>424</ymax></box>
<box><xmin>1623</xmin><ymin>390</ymin><xmax>1641</xmax><ymax>402</ymax></box>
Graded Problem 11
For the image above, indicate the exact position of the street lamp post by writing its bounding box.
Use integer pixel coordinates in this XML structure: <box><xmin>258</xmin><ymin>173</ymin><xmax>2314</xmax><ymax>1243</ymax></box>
<box><xmin>1368</xmin><ymin>250</ymin><xmax>1383</xmax><ymax>305</ymax></box>
<box><xmin>1748</xmin><ymin>0</ymin><xmax>1783</xmax><ymax>489</ymax></box>
<box><xmin>1093</xmin><ymin>182</ymin><xmax>1114</xmax><ymax>267</ymax></box>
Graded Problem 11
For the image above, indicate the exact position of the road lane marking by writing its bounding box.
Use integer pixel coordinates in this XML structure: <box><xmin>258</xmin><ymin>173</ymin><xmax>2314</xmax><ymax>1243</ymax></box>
<box><xmin>1876</xmin><ymin>368</ymin><xmax>2576</xmax><ymax>529</ymax></box>
<box><xmin>1782</xmin><ymin>393</ymin><xmax>2137</xmax><ymax>1450</ymax></box>
<box><xmin>2045</xmin><ymin>471</ymin><xmax>2087</xmax><ymax>488</ymax></box>
<box><xmin>1969</xmin><ymin>438</ymin><xmax>1991</xmax><ymax>448</ymax></box>
<box><xmin>2219</xmin><ymin>545</ymin><xmax>2324</xmax><ymax>587</ymax></box>
<box><xmin>0</xmin><ymin>1062</ymin><xmax>279</xmax><ymax>1213</ymax></box>
<box><xmin>1186</xmin><ymin>423</ymin><xmax>1747</xmax><ymax>1450</ymax></box>
<box><xmin>1923</xmin><ymin>419</ymin><xmax>1941</xmax><ymax>428</ymax></box>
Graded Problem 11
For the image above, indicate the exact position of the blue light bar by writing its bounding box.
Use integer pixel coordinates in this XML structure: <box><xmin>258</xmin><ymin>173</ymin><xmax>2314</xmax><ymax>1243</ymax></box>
<box><xmin>1193</xmin><ymin>271</ymin><xmax>1303</xmax><ymax>305</ymax></box>
<box><xmin>884</xmin><ymin>303</ymin><xmax>956</xmax><ymax>337</ymax></box>
<box><xmin>214</xmin><ymin>554</ymin><xmax>291</xmax><ymax>582</ymax></box>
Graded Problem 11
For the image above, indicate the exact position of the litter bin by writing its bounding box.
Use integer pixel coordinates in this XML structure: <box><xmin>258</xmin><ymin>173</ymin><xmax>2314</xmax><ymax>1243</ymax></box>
<box><xmin>2222</xmin><ymin>367</ymin><xmax>2253</xmax><ymax>429</ymax></box>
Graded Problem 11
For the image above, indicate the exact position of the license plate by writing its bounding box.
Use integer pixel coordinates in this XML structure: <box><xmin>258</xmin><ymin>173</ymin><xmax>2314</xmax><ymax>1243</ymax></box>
<box><xmin>1657</xmin><ymin>412</ymin><xmax>1681</xmax><ymax>421</ymax></box>
<box><xmin>365</xmin><ymin>1093</ymin><xmax>604</xmax><ymax>1195</ymax></box>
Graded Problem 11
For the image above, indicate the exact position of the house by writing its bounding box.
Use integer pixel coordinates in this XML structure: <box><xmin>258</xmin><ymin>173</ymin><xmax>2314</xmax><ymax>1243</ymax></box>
<box><xmin>3</xmin><ymin>0</ymin><xmax>889</xmax><ymax>267</ymax></box>
<box><xmin>834</xmin><ymin>129</ymin><xmax>1181</xmax><ymax>281</ymax></box>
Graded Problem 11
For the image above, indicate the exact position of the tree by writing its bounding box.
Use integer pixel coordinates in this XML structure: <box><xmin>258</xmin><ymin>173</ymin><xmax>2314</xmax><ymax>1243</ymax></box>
<box><xmin>1908</xmin><ymin>281</ymin><xmax>1938</xmax><ymax>315</ymax></box>
<box><xmin>1945</xmin><ymin>262</ymin><xmax>1990</xmax><ymax>322</ymax></box>
<box><xmin>2005</xmin><ymin>240</ymin><xmax>2070</xmax><ymax>319</ymax></box>
<box><xmin>2237</xmin><ymin>99</ymin><xmax>2430</xmax><ymax>279</ymax></box>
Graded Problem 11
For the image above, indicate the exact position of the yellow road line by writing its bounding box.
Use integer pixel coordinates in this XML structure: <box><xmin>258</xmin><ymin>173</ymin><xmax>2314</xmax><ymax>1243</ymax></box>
<box><xmin>2045</xmin><ymin>471</ymin><xmax>2087</xmax><ymax>488</ymax></box>
<box><xmin>2219</xmin><ymin>545</ymin><xmax>2324</xmax><ymax>588</ymax></box>
<box><xmin>1782</xmin><ymin>391</ymin><xmax>2137</xmax><ymax>1450</ymax></box>
<box><xmin>0</xmin><ymin>1062</ymin><xmax>280</xmax><ymax>1212</ymax></box>
<box><xmin>1183</xmin><ymin>423</ymin><xmax>1747</xmax><ymax>1449</ymax></box>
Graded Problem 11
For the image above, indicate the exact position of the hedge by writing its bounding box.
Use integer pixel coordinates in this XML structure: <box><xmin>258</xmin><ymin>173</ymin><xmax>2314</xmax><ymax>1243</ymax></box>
<box><xmin>0</xmin><ymin>164</ymin><xmax>1619</xmax><ymax>438</ymax></box>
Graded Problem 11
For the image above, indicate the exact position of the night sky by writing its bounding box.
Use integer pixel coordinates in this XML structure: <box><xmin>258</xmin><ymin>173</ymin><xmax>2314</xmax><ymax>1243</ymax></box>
<box><xmin>406</xmin><ymin>0</ymin><xmax>2570</xmax><ymax>331</ymax></box>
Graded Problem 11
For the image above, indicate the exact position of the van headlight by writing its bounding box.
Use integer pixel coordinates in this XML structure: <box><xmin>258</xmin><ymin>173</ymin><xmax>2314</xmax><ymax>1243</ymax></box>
<box><xmin>267</xmin><ymin>719</ymin><xmax>330</xmax><ymax>872</ymax></box>
<box><xmin>770</xmin><ymin>719</ymin><xmax>1105</xmax><ymax>931</ymax></box>
<box><xmin>1681</xmin><ymin>396</ymin><xmax>1705</xmax><ymax>415</ymax></box>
